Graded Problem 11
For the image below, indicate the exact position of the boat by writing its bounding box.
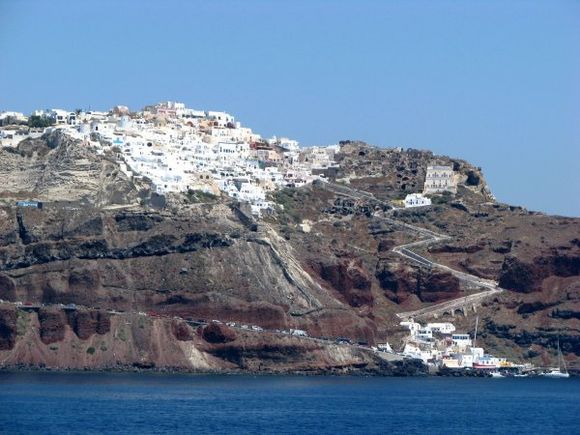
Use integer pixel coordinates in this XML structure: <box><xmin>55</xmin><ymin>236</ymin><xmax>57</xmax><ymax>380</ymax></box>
<box><xmin>489</xmin><ymin>371</ymin><xmax>505</xmax><ymax>378</ymax></box>
<box><xmin>541</xmin><ymin>368</ymin><xmax>569</xmax><ymax>379</ymax></box>
<box><xmin>540</xmin><ymin>338</ymin><xmax>569</xmax><ymax>378</ymax></box>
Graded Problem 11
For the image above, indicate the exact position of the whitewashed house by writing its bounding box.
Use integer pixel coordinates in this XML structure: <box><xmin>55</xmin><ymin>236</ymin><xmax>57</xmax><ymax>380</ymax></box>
<box><xmin>404</xmin><ymin>193</ymin><xmax>432</xmax><ymax>208</ymax></box>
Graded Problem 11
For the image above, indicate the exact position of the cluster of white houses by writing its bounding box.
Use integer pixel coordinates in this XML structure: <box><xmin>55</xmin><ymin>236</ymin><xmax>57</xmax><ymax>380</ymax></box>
<box><xmin>400</xmin><ymin>319</ymin><xmax>520</xmax><ymax>370</ymax></box>
<box><xmin>1</xmin><ymin>102</ymin><xmax>459</xmax><ymax>215</ymax></box>
<box><xmin>0</xmin><ymin>103</ymin><xmax>339</xmax><ymax>216</ymax></box>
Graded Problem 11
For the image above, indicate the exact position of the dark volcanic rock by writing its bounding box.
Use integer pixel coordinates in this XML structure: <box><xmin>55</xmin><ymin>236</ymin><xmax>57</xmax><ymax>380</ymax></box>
<box><xmin>1</xmin><ymin>232</ymin><xmax>232</xmax><ymax>271</ymax></box>
<box><xmin>38</xmin><ymin>308</ymin><xmax>67</xmax><ymax>344</ymax></box>
<box><xmin>127</xmin><ymin>235</ymin><xmax>177</xmax><ymax>257</ymax></box>
<box><xmin>377</xmin><ymin>239</ymin><xmax>395</xmax><ymax>252</ymax></box>
<box><xmin>498</xmin><ymin>257</ymin><xmax>538</xmax><ymax>293</ymax></box>
<box><xmin>517</xmin><ymin>301</ymin><xmax>558</xmax><ymax>315</ymax></box>
<box><xmin>68</xmin><ymin>268</ymin><xmax>101</xmax><ymax>293</ymax></box>
<box><xmin>0</xmin><ymin>273</ymin><xmax>16</xmax><ymax>301</ymax></box>
<box><xmin>499</xmin><ymin>255</ymin><xmax>580</xmax><ymax>293</ymax></box>
<box><xmin>115</xmin><ymin>213</ymin><xmax>163</xmax><ymax>232</ymax></box>
<box><xmin>490</xmin><ymin>240</ymin><xmax>513</xmax><ymax>254</ymax></box>
<box><xmin>0</xmin><ymin>306</ymin><xmax>17</xmax><ymax>350</ymax></box>
<box><xmin>65</xmin><ymin>217</ymin><xmax>103</xmax><ymax>238</ymax></box>
<box><xmin>376</xmin><ymin>358</ymin><xmax>428</xmax><ymax>376</ymax></box>
<box><xmin>551</xmin><ymin>255</ymin><xmax>580</xmax><ymax>277</ymax></box>
<box><xmin>429</xmin><ymin>243</ymin><xmax>484</xmax><ymax>254</ymax></box>
<box><xmin>484</xmin><ymin>320</ymin><xmax>580</xmax><ymax>356</ymax></box>
<box><xmin>465</xmin><ymin>170</ymin><xmax>480</xmax><ymax>186</ymax></box>
<box><xmin>550</xmin><ymin>309</ymin><xmax>580</xmax><ymax>320</ymax></box>
<box><xmin>208</xmin><ymin>342</ymin><xmax>307</xmax><ymax>367</ymax></box>
<box><xmin>202</xmin><ymin>323</ymin><xmax>237</xmax><ymax>344</ymax></box>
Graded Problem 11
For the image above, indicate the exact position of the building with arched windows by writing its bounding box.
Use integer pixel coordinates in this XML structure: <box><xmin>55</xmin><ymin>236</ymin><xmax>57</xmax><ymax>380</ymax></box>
<box><xmin>423</xmin><ymin>164</ymin><xmax>457</xmax><ymax>194</ymax></box>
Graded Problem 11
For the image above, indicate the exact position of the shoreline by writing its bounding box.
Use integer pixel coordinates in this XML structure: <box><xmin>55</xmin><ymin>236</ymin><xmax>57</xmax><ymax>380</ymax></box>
<box><xmin>0</xmin><ymin>364</ymin><xmax>508</xmax><ymax>378</ymax></box>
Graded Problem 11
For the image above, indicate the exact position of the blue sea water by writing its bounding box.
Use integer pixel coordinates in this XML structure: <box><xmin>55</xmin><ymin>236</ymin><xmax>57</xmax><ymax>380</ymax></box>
<box><xmin>0</xmin><ymin>372</ymin><xmax>578</xmax><ymax>434</ymax></box>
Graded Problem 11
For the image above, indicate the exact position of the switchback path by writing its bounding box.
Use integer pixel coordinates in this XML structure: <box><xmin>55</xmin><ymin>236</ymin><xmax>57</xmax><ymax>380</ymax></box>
<box><xmin>319</xmin><ymin>182</ymin><xmax>504</xmax><ymax>320</ymax></box>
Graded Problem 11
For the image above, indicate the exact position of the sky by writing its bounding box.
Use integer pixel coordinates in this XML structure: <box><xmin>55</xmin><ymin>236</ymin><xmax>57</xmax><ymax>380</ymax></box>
<box><xmin>1</xmin><ymin>0</ymin><xmax>578</xmax><ymax>216</ymax></box>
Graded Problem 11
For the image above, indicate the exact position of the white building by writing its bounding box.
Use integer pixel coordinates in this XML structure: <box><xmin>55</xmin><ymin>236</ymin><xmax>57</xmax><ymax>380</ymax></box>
<box><xmin>0</xmin><ymin>111</ymin><xmax>27</xmax><ymax>125</ymax></box>
<box><xmin>451</xmin><ymin>334</ymin><xmax>472</xmax><ymax>350</ymax></box>
<box><xmin>206</xmin><ymin>111</ymin><xmax>234</xmax><ymax>127</ymax></box>
<box><xmin>404</xmin><ymin>193</ymin><xmax>432</xmax><ymax>208</ymax></box>
<box><xmin>50</xmin><ymin>109</ymin><xmax>77</xmax><ymax>125</ymax></box>
<box><xmin>426</xmin><ymin>323</ymin><xmax>456</xmax><ymax>334</ymax></box>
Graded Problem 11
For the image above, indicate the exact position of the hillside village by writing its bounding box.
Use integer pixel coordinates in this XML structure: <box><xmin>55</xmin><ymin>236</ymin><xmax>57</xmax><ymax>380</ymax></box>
<box><xmin>0</xmin><ymin>102</ymin><xmax>457</xmax><ymax>215</ymax></box>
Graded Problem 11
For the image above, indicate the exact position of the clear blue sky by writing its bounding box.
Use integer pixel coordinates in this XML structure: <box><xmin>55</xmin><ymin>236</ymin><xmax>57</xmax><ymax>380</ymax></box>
<box><xmin>1</xmin><ymin>0</ymin><xmax>578</xmax><ymax>216</ymax></box>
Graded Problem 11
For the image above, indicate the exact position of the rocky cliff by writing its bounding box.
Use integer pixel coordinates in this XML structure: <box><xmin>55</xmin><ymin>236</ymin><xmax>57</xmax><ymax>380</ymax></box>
<box><xmin>0</xmin><ymin>133</ymin><xmax>577</xmax><ymax>373</ymax></box>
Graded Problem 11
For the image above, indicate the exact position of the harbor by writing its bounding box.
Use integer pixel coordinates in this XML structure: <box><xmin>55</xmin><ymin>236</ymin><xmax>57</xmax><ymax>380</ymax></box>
<box><xmin>389</xmin><ymin>317</ymin><xmax>570</xmax><ymax>378</ymax></box>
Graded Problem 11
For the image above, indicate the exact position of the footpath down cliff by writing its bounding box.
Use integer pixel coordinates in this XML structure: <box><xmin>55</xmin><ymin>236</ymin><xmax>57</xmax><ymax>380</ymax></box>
<box><xmin>0</xmin><ymin>134</ymin><xmax>577</xmax><ymax>373</ymax></box>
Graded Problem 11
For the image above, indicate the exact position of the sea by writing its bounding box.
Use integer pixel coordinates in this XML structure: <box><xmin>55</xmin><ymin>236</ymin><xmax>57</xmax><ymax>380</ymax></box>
<box><xmin>0</xmin><ymin>372</ymin><xmax>578</xmax><ymax>434</ymax></box>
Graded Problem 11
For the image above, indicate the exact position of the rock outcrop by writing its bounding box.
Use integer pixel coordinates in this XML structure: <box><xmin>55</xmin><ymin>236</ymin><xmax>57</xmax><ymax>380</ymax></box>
<box><xmin>0</xmin><ymin>130</ymin><xmax>142</xmax><ymax>206</ymax></box>
<box><xmin>202</xmin><ymin>323</ymin><xmax>237</xmax><ymax>344</ymax></box>
<box><xmin>67</xmin><ymin>310</ymin><xmax>111</xmax><ymax>339</ymax></box>
<box><xmin>376</xmin><ymin>263</ymin><xmax>460</xmax><ymax>303</ymax></box>
<box><xmin>499</xmin><ymin>255</ymin><xmax>580</xmax><ymax>293</ymax></box>
<box><xmin>313</xmin><ymin>259</ymin><xmax>373</xmax><ymax>307</ymax></box>
<box><xmin>38</xmin><ymin>307</ymin><xmax>67</xmax><ymax>344</ymax></box>
<box><xmin>0</xmin><ymin>306</ymin><xmax>17</xmax><ymax>350</ymax></box>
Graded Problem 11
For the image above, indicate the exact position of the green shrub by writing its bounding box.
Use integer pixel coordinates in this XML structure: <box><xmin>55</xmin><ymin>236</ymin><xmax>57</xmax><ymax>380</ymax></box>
<box><xmin>86</xmin><ymin>347</ymin><xmax>96</xmax><ymax>355</ymax></box>
<box><xmin>28</xmin><ymin>115</ymin><xmax>54</xmax><ymax>128</ymax></box>
<box><xmin>186</xmin><ymin>189</ymin><xmax>218</xmax><ymax>204</ymax></box>
<box><xmin>30</xmin><ymin>116</ymin><xmax>51</xmax><ymax>128</ymax></box>
<box><xmin>273</xmin><ymin>188</ymin><xmax>303</xmax><ymax>223</ymax></box>
<box><xmin>117</xmin><ymin>328</ymin><xmax>127</xmax><ymax>341</ymax></box>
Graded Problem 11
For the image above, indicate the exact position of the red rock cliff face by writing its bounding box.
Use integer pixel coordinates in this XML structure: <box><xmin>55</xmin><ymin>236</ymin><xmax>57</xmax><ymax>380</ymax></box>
<box><xmin>171</xmin><ymin>320</ymin><xmax>194</xmax><ymax>341</ymax></box>
<box><xmin>0</xmin><ymin>306</ymin><xmax>17</xmax><ymax>350</ymax></box>
<box><xmin>314</xmin><ymin>259</ymin><xmax>373</xmax><ymax>307</ymax></box>
<box><xmin>202</xmin><ymin>323</ymin><xmax>237</xmax><ymax>344</ymax></box>
<box><xmin>376</xmin><ymin>262</ymin><xmax>460</xmax><ymax>304</ymax></box>
<box><xmin>417</xmin><ymin>270</ymin><xmax>461</xmax><ymax>303</ymax></box>
<box><xmin>38</xmin><ymin>307</ymin><xmax>67</xmax><ymax>344</ymax></box>
<box><xmin>66</xmin><ymin>310</ymin><xmax>111</xmax><ymax>339</ymax></box>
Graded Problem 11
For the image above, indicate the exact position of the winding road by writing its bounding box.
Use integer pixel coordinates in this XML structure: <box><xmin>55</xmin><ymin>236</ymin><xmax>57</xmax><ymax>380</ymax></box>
<box><xmin>320</xmin><ymin>181</ymin><xmax>504</xmax><ymax>320</ymax></box>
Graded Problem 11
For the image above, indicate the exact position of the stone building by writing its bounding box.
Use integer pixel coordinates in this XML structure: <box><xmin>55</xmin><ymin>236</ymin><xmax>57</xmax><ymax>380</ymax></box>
<box><xmin>423</xmin><ymin>164</ymin><xmax>457</xmax><ymax>194</ymax></box>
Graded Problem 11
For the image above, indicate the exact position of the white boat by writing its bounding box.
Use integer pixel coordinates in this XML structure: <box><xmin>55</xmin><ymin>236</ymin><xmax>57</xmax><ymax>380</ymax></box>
<box><xmin>541</xmin><ymin>369</ymin><xmax>569</xmax><ymax>379</ymax></box>
<box><xmin>540</xmin><ymin>339</ymin><xmax>569</xmax><ymax>378</ymax></box>
<box><xmin>490</xmin><ymin>371</ymin><xmax>505</xmax><ymax>378</ymax></box>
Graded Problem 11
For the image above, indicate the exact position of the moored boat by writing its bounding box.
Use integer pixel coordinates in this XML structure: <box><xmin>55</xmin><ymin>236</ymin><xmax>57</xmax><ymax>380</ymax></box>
<box><xmin>541</xmin><ymin>369</ymin><xmax>569</xmax><ymax>379</ymax></box>
<box><xmin>539</xmin><ymin>339</ymin><xmax>569</xmax><ymax>378</ymax></box>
